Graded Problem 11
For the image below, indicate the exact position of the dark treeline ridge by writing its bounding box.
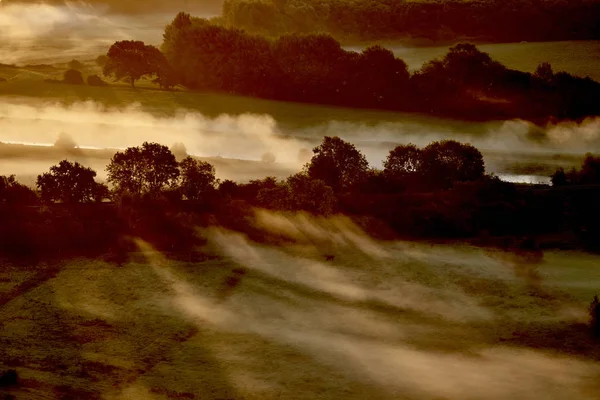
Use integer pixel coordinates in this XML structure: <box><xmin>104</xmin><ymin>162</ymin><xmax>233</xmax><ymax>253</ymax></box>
<box><xmin>217</xmin><ymin>0</ymin><xmax>600</xmax><ymax>43</ymax></box>
<box><xmin>147</xmin><ymin>13</ymin><xmax>600</xmax><ymax>123</ymax></box>
<box><xmin>2</xmin><ymin>137</ymin><xmax>600</xmax><ymax>262</ymax></box>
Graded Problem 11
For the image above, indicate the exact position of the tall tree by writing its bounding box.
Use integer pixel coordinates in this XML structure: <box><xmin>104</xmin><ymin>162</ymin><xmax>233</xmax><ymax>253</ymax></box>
<box><xmin>383</xmin><ymin>144</ymin><xmax>422</xmax><ymax>178</ymax></box>
<box><xmin>306</xmin><ymin>136</ymin><xmax>369</xmax><ymax>192</ymax></box>
<box><xmin>103</xmin><ymin>40</ymin><xmax>168</xmax><ymax>88</ymax></box>
<box><xmin>179</xmin><ymin>157</ymin><xmax>218</xmax><ymax>200</ymax></box>
<box><xmin>420</xmin><ymin>140</ymin><xmax>485</xmax><ymax>187</ymax></box>
<box><xmin>106</xmin><ymin>142</ymin><xmax>180</xmax><ymax>198</ymax></box>
<box><xmin>37</xmin><ymin>160</ymin><xmax>107</xmax><ymax>203</ymax></box>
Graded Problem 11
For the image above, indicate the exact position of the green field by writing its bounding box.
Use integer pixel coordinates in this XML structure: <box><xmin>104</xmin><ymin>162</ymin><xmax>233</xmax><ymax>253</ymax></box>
<box><xmin>2</xmin><ymin>212</ymin><xmax>600</xmax><ymax>399</ymax></box>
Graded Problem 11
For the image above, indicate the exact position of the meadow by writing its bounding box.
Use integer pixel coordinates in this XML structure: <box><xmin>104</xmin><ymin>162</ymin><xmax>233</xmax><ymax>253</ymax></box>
<box><xmin>2</xmin><ymin>211</ymin><xmax>600</xmax><ymax>399</ymax></box>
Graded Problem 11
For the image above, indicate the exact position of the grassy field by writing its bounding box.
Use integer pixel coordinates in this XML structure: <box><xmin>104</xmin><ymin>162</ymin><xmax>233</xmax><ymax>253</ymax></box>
<box><xmin>2</xmin><ymin>211</ymin><xmax>600</xmax><ymax>399</ymax></box>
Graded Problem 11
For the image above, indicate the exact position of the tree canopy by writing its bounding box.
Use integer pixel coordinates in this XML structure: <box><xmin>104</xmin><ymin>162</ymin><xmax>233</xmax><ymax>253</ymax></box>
<box><xmin>106</xmin><ymin>142</ymin><xmax>180</xmax><ymax>198</ymax></box>
<box><xmin>179</xmin><ymin>156</ymin><xmax>218</xmax><ymax>200</ymax></box>
<box><xmin>0</xmin><ymin>175</ymin><xmax>38</xmax><ymax>205</ymax></box>
<box><xmin>103</xmin><ymin>40</ymin><xmax>170</xmax><ymax>88</ymax></box>
<box><xmin>160</xmin><ymin>15</ymin><xmax>600</xmax><ymax>122</ymax></box>
<box><xmin>305</xmin><ymin>136</ymin><xmax>369</xmax><ymax>192</ymax></box>
<box><xmin>36</xmin><ymin>160</ymin><xmax>107</xmax><ymax>203</ymax></box>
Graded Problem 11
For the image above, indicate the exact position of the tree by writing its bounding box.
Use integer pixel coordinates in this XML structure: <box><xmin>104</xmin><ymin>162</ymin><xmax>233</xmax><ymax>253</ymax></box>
<box><xmin>420</xmin><ymin>140</ymin><xmax>485</xmax><ymax>187</ymax></box>
<box><xmin>0</xmin><ymin>175</ymin><xmax>38</xmax><ymax>205</ymax></box>
<box><xmin>287</xmin><ymin>173</ymin><xmax>336</xmax><ymax>215</ymax></box>
<box><xmin>579</xmin><ymin>153</ymin><xmax>600</xmax><ymax>184</ymax></box>
<box><xmin>354</xmin><ymin>45</ymin><xmax>410</xmax><ymax>107</ymax></box>
<box><xmin>170</xmin><ymin>142</ymin><xmax>188</xmax><ymax>160</ymax></box>
<box><xmin>63</xmin><ymin>69</ymin><xmax>84</xmax><ymax>85</ymax></box>
<box><xmin>36</xmin><ymin>160</ymin><xmax>105</xmax><ymax>203</ymax></box>
<box><xmin>306</xmin><ymin>136</ymin><xmax>369</xmax><ymax>192</ymax></box>
<box><xmin>103</xmin><ymin>41</ymin><xmax>167</xmax><ymax>88</ymax></box>
<box><xmin>67</xmin><ymin>59</ymin><xmax>84</xmax><ymax>70</ymax></box>
<box><xmin>106</xmin><ymin>142</ymin><xmax>180</xmax><ymax>198</ymax></box>
<box><xmin>534</xmin><ymin>62</ymin><xmax>554</xmax><ymax>83</ymax></box>
<box><xmin>54</xmin><ymin>132</ymin><xmax>77</xmax><ymax>150</ymax></box>
<box><xmin>261</xmin><ymin>152</ymin><xmax>276</xmax><ymax>163</ymax></box>
<box><xmin>550</xmin><ymin>167</ymin><xmax>568</xmax><ymax>186</ymax></box>
<box><xmin>383</xmin><ymin>144</ymin><xmax>422</xmax><ymax>177</ymax></box>
<box><xmin>179</xmin><ymin>157</ymin><xmax>218</xmax><ymax>200</ymax></box>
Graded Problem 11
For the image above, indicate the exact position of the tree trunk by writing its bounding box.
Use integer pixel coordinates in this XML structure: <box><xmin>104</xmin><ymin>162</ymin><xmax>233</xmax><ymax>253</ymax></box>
<box><xmin>131</xmin><ymin>76</ymin><xmax>135</xmax><ymax>88</ymax></box>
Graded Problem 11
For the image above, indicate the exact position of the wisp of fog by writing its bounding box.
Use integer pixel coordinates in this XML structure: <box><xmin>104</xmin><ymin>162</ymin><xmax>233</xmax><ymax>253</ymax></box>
<box><xmin>0</xmin><ymin>2</ymin><xmax>166</xmax><ymax>64</ymax></box>
<box><xmin>1</xmin><ymin>98</ymin><xmax>599</xmax><ymax>179</ymax></box>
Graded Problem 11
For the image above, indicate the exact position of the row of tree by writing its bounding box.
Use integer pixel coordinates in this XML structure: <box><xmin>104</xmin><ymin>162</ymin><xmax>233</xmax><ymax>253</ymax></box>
<box><xmin>97</xmin><ymin>14</ymin><xmax>600</xmax><ymax>121</ymax></box>
<box><xmin>0</xmin><ymin>137</ymin><xmax>486</xmax><ymax>209</ymax></box>
<box><xmin>147</xmin><ymin>13</ymin><xmax>600</xmax><ymax>121</ymax></box>
<box><xmin>3</xmin><ymin>137</ymin><xmax>600</xmax><ymax>257</ymax></box>
<box><xmin>218</xmin><ymin>0</ymin><xmax>600</xmax><ymax>43</ymax></box>
<box><xmin>551</xmin><ymin>154</ymin><xmax>600</xmax><ymax>186</ymax></box>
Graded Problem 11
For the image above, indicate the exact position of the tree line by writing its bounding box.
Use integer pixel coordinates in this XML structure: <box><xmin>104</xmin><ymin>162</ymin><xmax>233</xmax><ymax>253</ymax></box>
<box><xmin>0</xmin><ymin>138</ymin><xmax>486</xmax><ymax>207</ymax></box>
<box><xmin>101</xmin><ymin>13</ymin><xmax>600</xmax><ymax>123</ymax></box>
<box><xmin>217</xmin><ymin>0</ymin><xmax>600</xmax><ymax>43</ymax></box>
<box><xmin>2</xmin><ymin>136</ymin><xmax>600</xmax><ymax>260</ymax></box>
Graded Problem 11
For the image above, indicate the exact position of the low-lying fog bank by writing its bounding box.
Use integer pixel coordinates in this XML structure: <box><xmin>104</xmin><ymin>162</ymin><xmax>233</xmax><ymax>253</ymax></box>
<box><xmin>0</xmin><ymin>99</ymin><xmax>597</xmax><ymax>185</ymax></box>
<box><xmin>0</xmin><ymin>2</ymin><xmax>215</xmax><ymax>65</ymax></box>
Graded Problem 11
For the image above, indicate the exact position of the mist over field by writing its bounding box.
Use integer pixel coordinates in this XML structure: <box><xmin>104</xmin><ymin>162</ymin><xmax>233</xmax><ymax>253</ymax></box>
<box><xmin>3</xmin><ymin>210</ymin><xmax>600</xmax><ymax>398</ymax></box>
<box><xmin>0</xmin><ymin>98</ymin><xmax>598</xmax><ymax>184</ymax></box>
<box><xmin>0</xmin><ymin>2</ymin><xmax>188</xmax><ymax>64</ymax></box>
<box><xmin>3</xmin><ymin>2</ymin><xmax>600</xmax><ymax>398</ymax></box>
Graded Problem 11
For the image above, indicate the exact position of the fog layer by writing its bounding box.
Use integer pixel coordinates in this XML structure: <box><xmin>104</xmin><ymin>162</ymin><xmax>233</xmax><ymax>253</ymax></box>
<box><xmin>0</xmin><ymin>99</ymin><xmax>598</xmax><ymax>184</ymax></box>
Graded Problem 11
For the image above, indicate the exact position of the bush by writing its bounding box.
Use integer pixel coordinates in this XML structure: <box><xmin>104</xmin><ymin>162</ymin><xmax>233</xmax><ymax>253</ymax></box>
<box><xmin>0</xmin><ymin>369</ymin><xmax>18</xmax><ymax>387</ymax></box>
<box><xmin>87</xmin><ymin>74</ymin><xmax>107</xmax><ymax>86</ymax></box>
<box><xmin>63</xmin><ymin>69</ymin><xmax>84</xmax><ymax>85</ymax></box>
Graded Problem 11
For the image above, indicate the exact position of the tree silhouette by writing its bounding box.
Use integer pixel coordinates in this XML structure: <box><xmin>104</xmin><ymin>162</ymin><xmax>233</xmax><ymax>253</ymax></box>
<box><xmin>306</xmin><ymin>136</ymin><xmax>369</xmax><ymax>192</ymax></box>
<box><xmin>179</xmin><ymin>156</ymin><xmax>218</xmax><ymax>201</ymax></box>
<box><xmin>36</xmin><ymin>160</ymin><xmax>107</xmax><ymax>203</ymax></box>
<box><xmin>103</xmin><ymin>41</ymin><xmax>168</xmax><ymax>88</ymax></box>
<box><xmin>63</xmin><ymin>69</ymin><xmax>84</xmax><ymax>85</ymax></box>
<box><xmin>287</xmin><ymin>173</ymin><xmax>336</xmax><ymax>215</ymax></box>
<box><xmin>106</xmin><ymin>142</ymin><xmax>180</xmax><ymax>198</ymax></box>
<box><xmin>383</xmin><ymin>144</ymin><xmax>422</xmax><ymax>178</ymax></box>
<box><xmin>0</xmin><ymin>175</ymin><xmax>38</xmax><ymax>205</ymax></box>
<box><xmin>420</xmin><ymin>140</ymin><xmax>485</xmax><ymax>188</ymax></box>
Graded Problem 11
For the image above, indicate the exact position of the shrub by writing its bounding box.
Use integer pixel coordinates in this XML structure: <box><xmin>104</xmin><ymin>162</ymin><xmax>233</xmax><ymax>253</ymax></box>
<box><xmin>87</xmin><ymin>74</ymin><xmax>107</xmax><ymax>86</ymax></box>
<box><xmin>63</xmin><ymin>69</ymin><xmax>84</xmax><ymax>85</ymax></box>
